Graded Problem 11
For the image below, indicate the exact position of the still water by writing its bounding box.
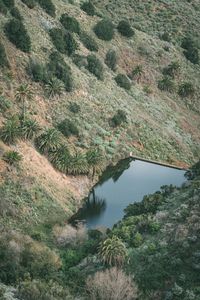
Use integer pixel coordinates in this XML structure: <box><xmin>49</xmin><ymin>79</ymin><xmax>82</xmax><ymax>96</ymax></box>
<box><xmin>73</xmin><ymin>159</ymin><xmax>186</xmax><ymax>229</ymax></box>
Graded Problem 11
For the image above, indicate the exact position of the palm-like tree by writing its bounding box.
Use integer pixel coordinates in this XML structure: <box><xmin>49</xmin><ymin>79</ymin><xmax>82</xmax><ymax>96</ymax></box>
<box><xmin>15</xmin><ymin>84</ymin><xmax>33</xmax><ymax>122</ymax></box>
<box><xmin>49</xmin><ymin>144</ymin><xmax>71</xmax><ymax>173</ymax></box>
<box><xmin>21</xmin><ymin>118</ymin><xmax>40</xmax><ymax>140</ymax></box>
<box><xmin>86</xmin><ymin>148</ymin><xmax>104</xmax><ymax>178</ymax></box>
<box><xmin>35</xmin><ymin>128</ymin><xmax>62</xmax><ymax>155</ymax></box>
<box><xmin>67</xmin><ymin>151</ymin><xmax>89</xmax><ymax>175</ymax></box>
<box><xmin>98</xmin><ymin>236</ymin><xmax>127</xmax><ymax>266</ymax></box>
<box><xmin>45</xmin><ymin>77</ymin><xmax>64</xmax><ymax>98</ymax></box>
<box><xmin>0</xmin><ymin>115</ymin><xmax>21</xmax><ymax>144</ymax></box>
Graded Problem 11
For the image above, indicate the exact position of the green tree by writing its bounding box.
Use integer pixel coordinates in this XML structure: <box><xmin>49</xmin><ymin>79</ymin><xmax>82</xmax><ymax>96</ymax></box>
<box><xmin>60</xmin><ymin>14</ymin><xmax>80</xmax><ymax>34</ymax></box>
<box><xmin>15</xmin><ymin>84</ymin><xmax>33</xmax><ymax>122</ymax></box>
<box><xmin>94</xmin><ymin>19</ymin><xmax>114</xmax><ymax>41</ymax></box>
<box><xmin>98</xmin><ymin>236</ymin><xmax>127</xmax><ymax>266</ymax></box>
<box><xmin>117</xmin><ymin>20</ymin><xmax>134</xmax><ymax>38</ymax></box>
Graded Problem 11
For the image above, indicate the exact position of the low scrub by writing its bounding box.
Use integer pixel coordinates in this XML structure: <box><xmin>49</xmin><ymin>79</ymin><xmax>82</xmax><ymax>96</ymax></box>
<box><xmin>158</xmin><ymin>76</ymin><xmax>175</xmax><ymax>92</ymax></box>
<box><xmin>4</xmin><ymin>18</ymin><xmax>31</xmax><ymax>53</ymax></box>
<box><xmin>36</xmin><ymin>0</ymin><xmax>55</xmax><ymax>17</ymax></box>
<box><xmin>21</xmin><ymin>0</ymin><xmax>36</xmax><ymax>9</ymax></box>
<box><xmin>117</xmin><ymin>20</ymin><xmax>135</xmax><ymax>37</ymax></box>
<box><xmin>115</xmin><ymin>74</ymin><xmax>131</xmax><ymax>90</ymax></box>
<box><xmin>94</xmin><ymin>19</ymin><xmax>114</xmax><ymax>41</ymax></box>
<box><xmin>68</xmin><ymin>102</ymin><xmax>80</xmax><ymax>114</ymax></box>
<box><xmin>178</xmin><ymin>82</ymin><xmax>194</xmax><ymax>98</ymax></box>
<box><xmin>81</xmin><ymin>1</ymin><xmax>95</xmax><ymax>16</ymax></box>
<box><xmin>29</xmin><ymin>59</ymin><xmax>48</xmax><ymax>83</ymax></box>
<box><xmin>60</xmin><ymin>14</ymin><xmax>80</xmax><ymax>34</ymax></box>
<box><xmin>80</xmin><ymin>31</ymin><xmax>98</xmax><ymax>52</ymax></box>
<box><xmin>87</xmin><ymin>54</ymin><xmax>104</xmax><ymax>80</ymax></box>
<box><xmin>0</xmin><ymin>0</ymin><xmax>8</xmax><ymax>14</ymax></box>
<box><xmin>105</xmin><ymin>49</ymin><xmax>117</xmax><ymax>71</ymax></box>
<box><xmin>49</xmin><ymin>28</ymin><xmax>78</xmax><ymax>56</ymax></box>
<box><xmin>181</xmin><ymin>36</ymin><xmax>199</xmax><ymax>64</ymax></box>
<box><xmin>21</xmin><ymin>118</ymin><xmax>40</xmax><ymax>140</ymax></box>
<box><xmin>57</xmin><ymin>118</ymin><xmax>79</xmax><ymax>137</ymax></box>
<box><xmin>2</xmin><ymin>0</ymin><xmax>14</xmax><ymax>8</ymax></box>
<box><xmin>0</xmin><ymin>42</ymin><xmax>9</xmax><ymax>68</ymax></box>
<box><xmin>45</xmin><ymin>77</ymin><xmax>64</xmax><ymax>98</ymax></box>
<box><xmin>3</xmin><ymin>150</ymin><xmax>22</xmax><ymax>166</ymax></box>
<box><xmin>0</xmin><ymin>95</ymin><xmax>11</xmax><ymax>113</ymax></box>
<box><xmin>111</xmin><ymin>109</ymin><xmax>127</xmax><ymax>127</ymax></box>
<box><xmin>0</xmin><ymin>116</ymin><xmax>21</xmax><ymax>144</ymax></box>
<box><xmin>35</xmin><ymin>127</ymin><xmax>62</xmax><ymax>154</ymax></box>
<box><xmin>10</xmin><ymin>6</ymin><xmax>23</xmax><ymax>20</ymax></box>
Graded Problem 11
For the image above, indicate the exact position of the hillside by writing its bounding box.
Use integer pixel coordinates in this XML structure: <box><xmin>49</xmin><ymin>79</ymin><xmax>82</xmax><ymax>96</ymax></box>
<box><xmin>0</xmin><ymin>0</ymin><xmax>200</xmax><ymax>299</ymax></box>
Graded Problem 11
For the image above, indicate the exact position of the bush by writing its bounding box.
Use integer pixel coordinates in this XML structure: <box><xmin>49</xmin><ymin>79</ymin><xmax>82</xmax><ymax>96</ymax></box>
<box><xmin>94</xmin><ymin>19</ymin><xmax>114</xmax><ymax>41</ymax></box>
<box><xmin>81</xmin><ymin>1</ymin><xmax>95</xmax><ymax>16</ymax></box>
<box><xmin>162</xmin><ymin>61</ymin><xmax>180</xmax><ymax>78</ymax></box>
<box><xmin>178</xmin><ymin>82</ymin><xmax>194</xmax><ymax>97</ymax></box>
<box><xmin>21</xmin><ymin>118</ymin><xmax>40</xmax><ymax>140</ymax></box>
<box><xmin>87</xmin><ymin>54</ymin><xmax>104</xmax><ymax>80</ymax></box>
<box><xmin>117</xmin><ymin>20</ymin><xmax>134</xmax><ymax>37</ymax></box>
<box><xmin>4</xmin><ymin>18</ymin><xmax>31</xmax><ymax>52</ymax></box>
<box><xmin>21</xmin><ymin>0</ymin><xmax>36</xmax><ymax>9</ymax></box>
<box><xmin>60</xmin><ymin>14</ymin><xmax>80</xmax><ymax>34</ymax></box>
<box><xmin>80</xmin><ymin>31</ymin><xmax>98</xmax><ymax>51</ymax></box>
<box><xmin>36</xmin><ymin>0</ymin><xmax>55</xmax><ymax>17</ymax></box>
<box><xmin>72</xmin><ymin>54</ymin><xmax>87</xmax><ymax>68</ymax></box>
<box><xmin>49</xmin><ymin>144</ymin><xmax>70</xmax><ymax>173</ymax></box>
<box><xmin>0</xmin><ymin>42</ymin><xmax>9</xmax><ymax>68</ymax></box>
<box><xmin>2</xmin><ymin>0</ymin><xmax>14</xmax><ymax>8</ymax></box>
<box><xmin>0</xmin><ymin>0</ymin><xmax>8</xmax><ymax>14</ymax></box>
<box><xmin>158</xmin><ymin>76</ymin><xmax>175</xmax><ymax>92</ymax></box>
<box><xmin>111</xmin><ymin>110</ymin><xmax>127</xmax><ymax>127</ymax></box>
<box><xmin>68</xmin><ymin>102</ymin><xmax>80</xmax><ymax>113</ymax></box>
<box><xmin>29</xmin><ymin>59</ymin><xmax>48</xmax><ymax>83</ymax></box>
<box><xmin>181</xmin><ymin>36</ymin><xmax>199</xmax><ymax>64</ymax></box>
<box><xmin>3</xmin><ymin>150</ymin><xmax>22</xmax><ymax>165</ymax></box>
<box><xmin>0</xmin><ymin>116</ymin><xmax>21</xmax><ymax>144</ymax></box>
<box><xmin>86</xmin><ymin>267</ymin><xmax>138</xmax><ymax>300</ymax></box>
<box><xmin>0</xmin><ymin>95</ymin><xmax>11</xmax><ymax>112</ymax></box>
<box><xmin>57</xmin><ymin>118</ymin><xmax>79</xmax><ymax>137</ymax></box>
<box><xmin>115</xmin><ymin>74</ymin><xmax>131</xmax><ymax>90</ymax></box>
<box><xmin>45</xmin><ymin>77</ymin><xmax>64</xmax><ymax>98</ymax></box>
<box><xmin>48</xmin><ymin>51</ymin><xmax>73</xmax><ymax>92</ymax></box>
<box><xmin>10</xmin><ymin>6</ymin><xmax>23</xmax><ymax>20</ymax></box>
<box><xmin>49</xmin><ymin>28</ymin><xmax>78</xmax><ymax>56</ymax></box>
<box><xmin>105</xmin><ymin>49</ymin><xmax>117</xmax><ymax>71</ymax></box>
<box><xmin>35</xmin><ymin>128</ymin><xmax>62</xmax><ymax>154</ymax></box>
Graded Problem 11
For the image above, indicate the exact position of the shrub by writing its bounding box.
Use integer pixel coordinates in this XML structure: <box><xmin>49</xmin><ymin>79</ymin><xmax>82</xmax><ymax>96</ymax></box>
<box><xmin>158</xmin><ymin>76</ymin><xmax>175</xmax><ymax>92</ymax></box>
<box><xmin>2</xmin><ymin>0</ymin><xmax>14</xmax><ymax>8</ymax></box>
<box><xmin>3</xmin><ymin>150</ymin><xmax>22</xmax><ymax>166</ymax></box>
<box><xmin>81</xmin><ymin>1</ymin><xmax>95</xmax><ymax>16</ymax></box>
<box><xmin>130</xmin><ymin>65</ymin><xmax>143</xmax><ymax>82</ymax></box>
<box><xmin>72</xmin><ymin>54</ymin><xmax>87</xmax><ymax>68</ymax></box>
<box><xmin>49</xmin><ymin>28</ymin><xmax>78</xmax><ymax>56</ymax></box>
<box><xmin>45</xmin><ymin>77</ymin><xmax>64</xmax><ymax>98</ymax></box>
<box><xmin>94</xmin><ymin>19</ymin><xmax>114</xmax><ymax>41</ymax></box>
<box><xmin>0</xmin><ymin>116</ymin><xmax>21</xmax><ymax>144</ymax></box>
<box><xmin>178</xmin><ymin>82</ymin><xmax>194</xmax><ymax>97</ymax></box>
<box><xmin>162</xmin><ymin>61</ymin><xmax>180</xmax><ymax>78</ymax></box>
<box><xmin>36</xmin><ymin>0</ymin><xmax>55</xmax><ymax>17</ymax></box>
<box><xmin>80</xmin><ymin>31</ymin><xmax>98</xmax><ymax>52</ymax></box>
<box><xmin>10</xmin><ymin>6</ymin><xmax>23</xmax><ymax>20</ymax></box>
<box><xmin>21</xmin><ymin>118</ymin><xmax>40</xmax><ymax>140</ymax></box>
<box><xmin>0</xmin><ymin>95</ymin><xmax>11</xmax><ymax>112</ymax></box>
<box><xmin>49</xmin><ymin>144</ymin><xmax>70</xmax><ymax>173</ymax></box>
<box><xmin>29</xmin><ymin>59</ymin><xmax>48</xmax><ymax>83</ymax></box>
<box><xmin>4</xmin><ymin>18</ymin><xmax>31</xmax><ymax>52</ymax></box>
<box><xmin>67</xmin><ymin>151</ymin><xmax>88</xmax><ymax>175</ymax></box>
<box><xmin>181</xmin><ymin>36</ymin><xmax>199</xmax><ymax>64</ymax></box>
<box><xmin>115</xmin><ymin>74</ymin><xmax>131</xmax><ymax>90</ymax></box>
<box><xmin>68</xmin><ymin>102</ymin><xmax>80</xmax><ymax>113</ymax></box>
<box><xmin>60</xmin><ymin>14</ymin><xmax>80</xmax><ymax>34</ymax></box>
<box><xmin>48</xmin><ymin>51</ymin><xmax>73</xmax><ymax>92</ymax></box>
<box><xmin>35</xmin><ymin>128</ymin><xmax>62</xmax><ymax>154</ymax></box>
<box><xmin>160</xmin><ymin>31</ymin><xmax>171</xmax><ymax>42</ymax></box>
<box><xmin>57</xmin><ymin>118</ymin><xmax>79</xmax><ymax>137</ymax></box>
<box><xmin>0</xmin><ymin>0</ymin><xmax>8</xmax><ymax>14</ymax></box>
<box><xmin>86</xmin><ymin>267</ymin><xmax>138</xmax><ymax>300</ymax></box>
<box><xmin>105</xmin><ymin>49</ymin><xmax>117</xmax><ymax>71</ymax></box>
<box><xmin>21</xmin><ymin>0</ymin><xmax>36</xmax><ymax>9</ymax></box>
<box><xmin>87</xmin><ymin>54</ymin><xmax>104</xmax><ymax>80</ymax></box>
<box><xmin>117</xmin><ymin>20</ymin><xmax>134</xmax><ymax>37</ymax></box>
<box><xmin>0</xmin><ymin>42</ymin><xmax>9</xmax><ymax>68</ymax></box>
<box><xmin>111</xmin><ymin>109</ymin><xmax>127</xmax><ymax>127</ymax></box>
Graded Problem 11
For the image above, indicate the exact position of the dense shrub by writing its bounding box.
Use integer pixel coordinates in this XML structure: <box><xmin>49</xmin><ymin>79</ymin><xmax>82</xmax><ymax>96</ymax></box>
<box><xmin>60</xmin><ymin>14</ymin><xmax>80</xmax><ymax>34</ymax></box>
<box><xmin>36</xmin><ymin>0</ymin><xmax>55</xmax><ymax>17</ymax></box>
<box><xmin>21</xmin><ymin>0</ymin><xmax>36</xmax><ymax>9</ymax></box>
<box><xmin>81</xmin><ymin>1</ymin><xmax>95</xmax><ymax>16</ymax></box>
<box><xmin>178</xmin><ymin>82</ymin><xmax>194</xmax><ymax>97</ymax></box>
<box><xmin>0</xmin><ymin>42</ymin><xmax>9</xmax><ymax>68</ymax></box>
<box><xmin>158</xmin><ymin>76</ymin><xmax>175</xmax><ymax>92</ymax></box>
<box><xmin>4</xmin><ymin>18</ymin><xmax>31</xmax><ymax>52</ymax></box>
<box><xmin>0</xmin><ymin>116</ymin><xmax>21</xmax><ymax>144</ymax></box>
<box><xmin>94</xmin><ymin>19</ymin><xmax>114</xmax><ymax>41</ymax></box>
<box><xmin>87</xmin><ymin>54</ymin><xmax>104</xmax><ymax>80</ymax></box>
<box><xmin>181</xmin><ymin>36</ymin><xmax>199</xmax><ymax>64</ymax></box>
<box><xmin>2</xmin><ymin>0</ymin><xmax>14</xmax><ymax>8</ymax></box>
<box><xmin>115</xmin><ymin>74</ymin><xmax>131</xmax><ymax>90</ymax></box>
<box><xmin>117</xmin><ymin>20</ymin><xmax>135</xmax><ymax>37</ymax></box>
<box><xmin>35</xmin><ymin>128</ymin><xmax>62</xmax><ymax>154</ymax></box>
<box><xmin>21</xmin><ymin>118</ymin><xmax>40</xmax><ymax>140</ymax></box>
<box><xmin>10</xmin><ymin>6</ymin><xmax>23</xmax><ymax>20</ymax></box>
<box><xmin>80</xmin><ymin>31</ymin><xmax>98</xmax><ymax>51</ymax></box>
<box><xmin>45</xmin><ymin>77</ymin><xmax>64</xmax><ymax>98</ymax></box>
<box><xmin>49</xmin><ymin>28</ymin><xmax>78</xmax><ymax>56</ymax></box>
<box><xmin>111</xmin><ymin>110</ymin><xmax>127</xmax><ymax>127</ymax></box>
<box><xmin>105</xmin><ymin>49</ymin><xmax>117</xmax><ymax>71</ymax></box>
<box><xmin>68</xmin><ymin>102</ymin><xmax>80</xmax><ymax>113</ymax></box>
<box><xmin>29</xmin><ymin>59</ymin><xmax>48</xmax><ymax>83</ymax></box>
<box><xmin>3</xmin><ymin>150</ymin><xmax>22</xmax><ymax>165</ymax></box>
<box><xmin>57</xmin><ymin>118</ymin><xmax>79</xmax><ymax>137</ymax></box>
<box><xmin>0</xmin><ymin>0</ymin><xmax>8</xmax><ymax>14</ymax></box>
<box><xmin>48</xmin><ymin>51</ymin><xmax>73</xmax><ymax>92</ymax></box>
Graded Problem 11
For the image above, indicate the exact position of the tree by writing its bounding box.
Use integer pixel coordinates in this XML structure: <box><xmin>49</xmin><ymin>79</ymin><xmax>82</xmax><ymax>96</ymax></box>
<box><xmin>98</xmin><ymin>236</ymin><xmax>127</xmax><ymax>266</ymax></box>
<box><xmin>15</xmin><ymin>84</ymin><xmax>33</xmax><ymax>122</ymax></box>
<box><xmin>94</xmin><ymin>19</ymin><xmax>114</xmax><ymax>41</ymax></box>
<box><xmin>86</xmin><ymin>267</ymin><xmax>138</xmax><ymax>300</ymax></box>
<box><xmin>36</xmin><ymin>0</ymin><xmax>55</xmax><ymax>17</ymax></box>
<box><xmin>111</xmin><ymin>110</ymin><xmax>127</xmax><ymax>127</ymax></box>
<box><xmin>105</xmin><ymin>49</ymin><xmax>117</xmax><ymax>71</ymax></box>
<box><xmin>80</xmin><ymin>31</ymin><xmax>99</xmax><ymax>52</ymax></box>
<box><xmin>117</xmin><ymin>20</ymin><xmax>134</xmax><ymax>38</ymax></box>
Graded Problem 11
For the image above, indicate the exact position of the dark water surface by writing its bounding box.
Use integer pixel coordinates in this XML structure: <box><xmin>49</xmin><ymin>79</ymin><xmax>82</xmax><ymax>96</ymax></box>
<box><xmin>73</xmin><ymin>159</ymin><xmax>186</xmax><ymax>229</ymax></box>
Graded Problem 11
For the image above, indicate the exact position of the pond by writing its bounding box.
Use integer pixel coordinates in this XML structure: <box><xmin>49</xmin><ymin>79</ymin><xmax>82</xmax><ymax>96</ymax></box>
<box><xmin>72</xmin><ymin>158</ymin><xmax>186</xmax><ymax>229</ymax></box>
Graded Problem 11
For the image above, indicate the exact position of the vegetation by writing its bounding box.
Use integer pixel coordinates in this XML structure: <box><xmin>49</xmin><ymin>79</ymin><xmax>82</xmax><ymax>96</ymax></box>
<box><xmin>68</xmin><ymin>102</ymin><xmax>80</xmax><ymax>114</ymax></box>
<box><xmin>0</xmin><ymin>95</ymin><xmax>11</xmax><ymax>113</ymax></box>
<box><xmin>60</xmin><ymin>14</ymin><xmax>80</xmax><ymax>34</ymax></box>
<box><xmin>181</xmin><ymin>36</ymin><xmax>199</xmax><ymax>64</ymax></box>
<box><xmin>0</xmin><ymin>0</ymin><xmax>8</xmax><ymax>15</ymax></box>
<box><xmin>129</xmin><ymin>65</ymin><xmax>143</xmax><ymax>82</ymax></box>
<box><xmin>117</xmin><ymin>20</ymin><xmax>134</xmax><ymax>37</ymax></box>
<box><xmin>111</xmin><ymin>109</ymin><xmax>127</xmax><ymax>127</ymax></box>
<box><xmin>15</xmin><ymin>84</ymin><xmax>33</xmax><ymax>122</ymax></box>
<box><xmin>35</xmin><ymin>0</ymin><xmax>55</xmax><ymax>17</ymax></box>
<box><xmin>80</xmin><ymin>31</ymin><xmax>99</xmax><ymax>52</ymax></box>
<box><xmin>162</xmin><ymin>61</ymin><xmax>181</xmax><ymax>79</ymax></box>
<box><xmin>87</xmin><ymin>54</ymin><xmax>104</xmax><ymax>80</ymax></box>
<box><xmin>0</xmin><ymin>116</ymin><xmax>21</xmax><ymax>144</ymax></box>
<box><xmin>115</xmin><ymin>74</ymin><xmax>131</xmax><ymax>90</ymax></box>
<box><xmin>3</xmin><ymin>150</ymin><xmax>22</xmax><ymax>166</ymax></box>
<box><xmin>21</xmin><ymin>118</ymin><xmax>40</xmax><ymax>140</ymax></box>
<box><xmin>158</xmin><ymin>76</ymin><xmax>175</xmax><ymax>92</ymax></box>
<box><xmin>2</xmin><ymin>0</ymin><xmax>14</xmax><ymax>9</ymax></box>
<box><xmin>4</xmin><ymin>18</ymin><xmax>31</xmax><ymax>52</ymax></box>
<box><xmin>94</xmin><ymin>19</ymin><xmax>114</xmax><ymax>41</ymax></box>
<box><xmin>45</xmin><ymin>77</ymin><xmax>64</xmax><ymax>98</ymax></box>
<box><xmin>21</xmin><ymin>0</ymin><xmax>36</xmax><ymax>9</ymax></box>
<box><xmin>178</xmin><ymin>82</ymin><xmax>195</xmax><ymax>98</ymax></box>
<box><xmin>105</xmin><ymin>49</ymin><xmax>117</xmax><ymax>71</ymax></box>
<box><xmin>29</xmin><ymin>59</ymin><xmax>48</xmax><ymax>83</ymax></box>
<box><xmin>81</xmin><ymin>1</ymin><xmax>95</xmax><ymax>16</ymax></box>
<box><xmin>35</xmin><ymin>128</ymin><xmax>62</xmax><ymax>154</ymax></box>
<box><xmin>49</xmin><ymin>28</ymin><xmax>78</xmax><ymax>56</ymax></box>
<box><xmin>10</xmin><ymin>6</ymin><xmax>23</xmax><ymax>20</ymax></box>
<box><xmin>0</xmin><ymin>42</ymin><xmax>9</xmax><ymax>68</ymax></box>
<box><xmin>57</xmin><ymin>118</ymin><xmax>79</xmax><ymax>137</ymax></box>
